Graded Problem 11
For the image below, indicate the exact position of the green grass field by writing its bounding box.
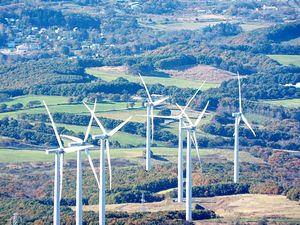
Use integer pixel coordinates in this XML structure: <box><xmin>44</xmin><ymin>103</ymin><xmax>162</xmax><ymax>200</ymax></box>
<box><xmin>0</xmin><ymin>147</ymin><xmax>262</xmax><ymax>164</ymax></box>
<box><xmin>0</xmin><ymin>99</ymin><xmax>142</xmax><ymax>119</ymax></box>
<box><xmin>86</xmin><ymin>67</ymin><xmax>218</xmax><ymax>90</ymax></box>
<box><xmin>263</xmin><ymin>98</ymin><xmax>300</xmax><ymax>108</ymax></box>
<box><xmin>58</xmin><ymin>123</ymin><xmax>147</xmax><ymax>146</ymax></box>
<box><xmin>268</xmin><ymin>54</ymin><xmax>300</xmax><ymax>67</ymax></box>
<box><xmin>0</xmin><ymin>95</ymin><xmax>70</xmax><ymax>107</ymax></box>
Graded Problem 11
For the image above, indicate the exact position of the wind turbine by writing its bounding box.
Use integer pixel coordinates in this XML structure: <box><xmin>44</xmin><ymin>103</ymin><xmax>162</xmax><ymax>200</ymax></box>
<box><xmin>232</xmin><ymin>72</ymin><xmax>256</xmax><ymax>183</ymax></box>
<box><xmin>138</xmin><ymin>73</ymin><xmax>169</xmax><ymax>171</ymax></box>
<box><xmin>59</xmin><ymin>101</ymin><xmax>100</xmax><ymax>225</ymax></box>
<box><xmin>153</xmin><ymin>81</ymin><xmax>206</xmax><ymax>203</ymax></box>
<box><xmin>84</xmin><ymin>102</ymin><xmax>132</xmax><ymax>225</ymax></box>
<box><xmin>43</xmin><ymin>101</ymin><xmax>94</xmax><ymax>225</ymax></box>
<box><xmin>177</xmin><ymin>101</ymin><xmax>210</xmax><ymax>222</ymax></box>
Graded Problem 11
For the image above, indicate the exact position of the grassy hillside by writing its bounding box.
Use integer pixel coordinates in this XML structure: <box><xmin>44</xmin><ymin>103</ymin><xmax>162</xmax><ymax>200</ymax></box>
<box><xmin>263</xmin><ymin>98</ymin><xmax>300</xmax><ymax>108</ymax></box>
<box><xmin>86</xmin><ymin>67</ymin><xmax>218</xmax><ymax>90</ymax></box>
<box><xmin>268</xmin><ymin>54</ymin><xmax>300</xmax><ymax>67</ymax></box>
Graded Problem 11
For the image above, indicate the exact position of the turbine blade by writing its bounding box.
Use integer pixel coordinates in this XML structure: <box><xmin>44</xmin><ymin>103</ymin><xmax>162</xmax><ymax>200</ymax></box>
<box><xmin>84</xmin><ymin>100</ymin><xmax>97</xmax><ymax>142</ymax></box>
<box><xmin>195</xmin><ymin>101</ymin><xmax>210</xmax><ymax>127</ymax></box>
<box><xmin>237</xmin><ymin>116</ymin><xmax>241</xmax><ymax>126</ymax></box>
<box><xmin>176</xmin><ymin>103</ymin><xmax>193</xmax><ymax>126</ymax></box>
<box><xmin>237</xmin><ymin>72</ymin><xmax>242</xmax><ymax>113</ymax></box>
<box><xmin>83</xmin><ymin>102</ymin><xmax>106</xmax><ymax>134</ymax></box>
<box><xmin>63</xmin><ymin>145</ymin><xmax>93</xmax><ymax>153</ymax></box>
<box><xmin>153</xmin><ymin>115</ymin><xmax>178</xmax><ymax>119</ymax></box>
<box><xmin>182</xmin><ymin>120</ymin><xmax>188</xmax><ymax>127</ymax></box>
<box><xmin>152</xmin><ymin>96</ymin><xmax>169</xmax><ymax>106</ymax></box>
<box><xmin>43</xmin><ymin>101</ymin><xmax>63</xmax><ymax>149</ymax></box>
<box><xmin>183</xmin><ymin>80</ymin><xmax>206</xmax><ymax>111</ymax></box>
<box><xmin>241</xmin><ymin>114</ymin><xmax>256</xmax><ymax>136</ymax></box>
<box><xmin>59</xmin><ymin>153</ymin><xmax>64</xmax><ymax>201</ymax></box>
<box><xmin>106</xmin><ymin>140</ymin><xmax>112</xmax><ymax>191</ymax></box>
<box><xmin>60</xmin><ymin>135</ymin><xmax>83</xmax><ymax>144</ymax></box>
<box><xmin>85</xmin><ymin>150</ymin><xmax>100</xmax><ymax>189</ymax></box>
<box><xmin>151</xmin><ymin>106</ymin><xmax>154</xmax><ymax>142</ymax></box>
<box><xmin>192</xmin><ymin>131</ymin><xmax>201</xmax><ymax>166</ymax></box>
<box><xmin>138</xmin><ymin>73</ymin><xmax>153</xmax><ymax>103</ymax></box>
<box><xmin>107</xmin><ymin>116</ymin><xmax>132</xmax><ymax>137</ymax></box>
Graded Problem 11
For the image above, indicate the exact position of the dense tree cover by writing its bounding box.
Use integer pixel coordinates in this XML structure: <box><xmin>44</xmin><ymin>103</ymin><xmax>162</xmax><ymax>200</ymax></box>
<box><xmin>201</xmin><ymin>109</ymin><xmax>299</xmax><ymax>150</ymax></box>
<box><xmin>139</xmin><ymin>0</ymin><xmax>182</xmax><ymax>14</ymax></box>
<box><xmin>203</xmin><ymin>22</ymin><xmax>243</xmax><ymax>38</ymax></box>
<box><xmin>10</xmin><ymin>7</ymin><xmax>102</xmax><ymax>29</ymax></box>
<box><xmin>0</xmin><ymin>117</ymin><xmax>76</xmax><ymax>146</ymax></box>
<box><xmin>0</xmin><ymin>198</ymin><xmax>74</xmax><ymax>225</ymax></box>
<box><xmin>170</xmin><ymin>183</ymin><xmax>250</xmax><ymax>198</ymax></box>
<box><xmin>0</xmin><ymin>58</ymin><xmax>94</xmax><ymax>90</ymax></box>
<box><xmin>286</xmin><ymin>187</ymin><xmax>300</xmax><ymax>201</ymax></box>
<box><xmin>240</xmin><ymin>22</ymin><xmax>300</xmax><ymax>45</ymax></box>
<box><xmin>155</xmin><ymin>54</ymin><xmax>197</xmax><ymax>70</ymax></box>
<box><xmin>217</xmin><ymin>73</ymin><xmax>300</xmax><ymax>100</ymax></box>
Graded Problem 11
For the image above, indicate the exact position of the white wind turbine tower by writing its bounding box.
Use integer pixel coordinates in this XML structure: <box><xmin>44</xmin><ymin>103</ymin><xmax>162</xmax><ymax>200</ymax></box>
<box><xmin>84</xmin><ymin>102</ymin><xmax>132</xmax><ymax>225</ymax></box>
<box><xmin>59</xmin><ymin>101</ymin><xmax>100</xmax><ymax>225</ymax></box>
<box><xmin>43</xmin><ymin>101</ymin><xmax>94</xmax><ymax>225</ymax></box>
<box><xmin>153</xmin><ymin>81</ymin><xmax>206</xmax><ymax>203</ymax></box>
<box><xmin>177</xmin><ymin>101</ymin><xmax>210</xmax><ymax>222</ymax></box>
<box><xmin>138</xmin><ymin>73</ymin><xmax>169</xmax><ymax>171</ymax></box>
<box><xmin>232</xmin><ymin>72</ymin><xmax>256</xmax><ymax>183</ymax></box>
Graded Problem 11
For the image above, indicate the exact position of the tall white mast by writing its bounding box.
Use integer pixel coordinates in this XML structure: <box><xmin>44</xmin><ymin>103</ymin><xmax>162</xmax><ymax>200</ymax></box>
<box><xmin>178</xmin><ymin>101</ymin><xmax>209</xmax><ymax>222</ymax></box>
<box><xmin>232</xmin><ymin>72</ymin><xmax>256</xmax><ymax>183</ymax></box>
<box><xmin>138</xmin><ymin>73</ymin><xmax>169</xmax><ymax>171</ymax></box>
<box><xmin>84</xmin><ymin>102</ymin><xmax>131</xmax><ymax>225</ymax></box>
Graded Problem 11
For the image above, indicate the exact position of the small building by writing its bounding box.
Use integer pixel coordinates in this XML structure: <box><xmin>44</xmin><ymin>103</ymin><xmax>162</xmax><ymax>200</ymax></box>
<box><xmin>16</xmin><ymin>44</ymin><xmax>29</xmax><ymax>52</ymax></box>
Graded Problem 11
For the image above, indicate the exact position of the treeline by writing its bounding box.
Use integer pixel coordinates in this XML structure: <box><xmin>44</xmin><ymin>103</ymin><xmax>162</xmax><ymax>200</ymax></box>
<box><xmin>0</xmin><ymin>117</ymin><xmax>80</xmax><ymax>146</ymax></box>
<box><xmin>18</xmin><ymin>112</ymin><xmax>179</xmax><ymax>146</ymax></box>
<box><xmin>8</xmin><ymin>7</ymin><xmax>101</xmax><ymax>29</ymax></box>
<box><xmin>139</xmin><ymin>0</ymin><xmax>182</xmax><ymax>14</ymax></box>
<box><xmin>201</xmin><ymin>112</ymin><xmax>299</xmax><ymax>150</ymax></box>
<box><xmin>0</xmin><ymin>58</ymin><xmax>94</xmax><ymax>90</ymax></box>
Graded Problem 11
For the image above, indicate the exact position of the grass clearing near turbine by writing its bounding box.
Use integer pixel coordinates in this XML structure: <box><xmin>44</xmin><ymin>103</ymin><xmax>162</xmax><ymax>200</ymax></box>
<box><xmin>263</xmin><ymin>98</ymin><xmax>300</xmax><ymax>108</ymax></box>
<box><xmin>86</xmin><ymin>67</ymin><xmax>218</xmax><ymax>90</ymax></box>
<box><xmin>57</xmin><ymin>123</ymin><xmax>146</xmax><ymax>146</ymax></box>
<box><xmin>0</xmin><ymin>95</ymin><xmax>70</xmax><ymax>107</ymax></box>
<box><xmin>0</xmin><ymin>148</ymin><xmax>239</xmax><ymax>163</ymax></box>
<box><xmin>267</xmin><ymin>54</ymin><xmax>300</xmax><ymax>67</ymax></box>
<box><xmin>0</xmin><ymin>101</ymin><xmax>141</xmax><ymax>119</ymax></box>
<box><xmin>198</xmin><ymin>194</ymin><xmax>300</xmax><ymax>221</ymax></box>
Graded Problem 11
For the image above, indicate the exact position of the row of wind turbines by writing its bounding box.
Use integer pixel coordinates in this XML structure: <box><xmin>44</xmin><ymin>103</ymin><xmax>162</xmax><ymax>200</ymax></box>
<box><xmin>44</xmin><ymin>73</ymin><xmax>255</xmax><ymax>224</ymax></box>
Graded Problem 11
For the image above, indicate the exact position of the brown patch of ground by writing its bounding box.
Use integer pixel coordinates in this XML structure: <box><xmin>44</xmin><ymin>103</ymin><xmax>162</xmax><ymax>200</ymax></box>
<box><xmin>93</xmin><ymin>66</ymin><xmax>127</xmax><ymax>74</ymax></box>
<box><xmin>160</xmin><ymin>65</ymin><xmax>236</xmax><ymax>83</ymax></box>
<box><xmin>199</xmin><ymin>194</ymin><xmax>300</xmax><ymax>220</ymax></box>
<box><xmin>82</xmin><ymin>194</ymin><xmax>300</xmax><ymax>222</ymax></box>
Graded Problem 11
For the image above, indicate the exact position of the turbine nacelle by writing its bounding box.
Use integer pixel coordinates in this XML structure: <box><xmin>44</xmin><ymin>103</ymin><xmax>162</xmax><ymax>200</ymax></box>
<box><xmin>232</xmin><ymin>112</ymin><xmax>242</xmax><ymax>118</ymax></box>
<box><xmin>92</xmin><ymin>134</ymin><xmax>109</xmax><ymax>140</ymax></box>
<box><xmin>46</xmin><ymin>148</ymin><xmax>63</xmax><ymax>154</ymax></box>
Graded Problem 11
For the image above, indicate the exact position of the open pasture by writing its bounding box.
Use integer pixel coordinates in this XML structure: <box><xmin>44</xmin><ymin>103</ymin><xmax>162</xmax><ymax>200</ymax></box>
<box><xmin>268</xmin><ymin>54</ymin><xmax>300</xmax><ymax>67</ymax></box>
<box><xmin>0</xmin><ymin>99</ymin><xmax>141</xmax><ymax>119</ymax></box>
<box><xmin>0</xmin><ymin>95</ymin><xmax>69</xmax><ymax>107</ymax></box>
<box><xmin>263</xmin><ymin>98</ymin><xmax>300</xmax><ymax>108</ymax></box>
<box><xmin>86</xmin><ymin>67</ymin><xmax>218</xmax><ymax>90</ymax></box>
<box><xmin>0</xmin><ymin>148</ymin><xmax>261</xmax><ymax>165</ymax></box>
